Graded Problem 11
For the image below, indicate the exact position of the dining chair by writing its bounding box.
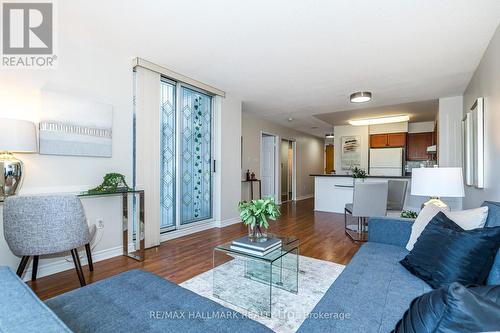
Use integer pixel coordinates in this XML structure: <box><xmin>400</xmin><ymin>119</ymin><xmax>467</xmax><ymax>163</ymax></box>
<box><xmin>345</xmin><ymin>181</ymin><xmax>388</xmax><ymax>241</ymax></box>
<box><xmin>387</xmin><ymin>180</ymin><xmax>408</xmax><ymax>212</ymax></box>
<box><xmin>3</xmin><ymin>195</ymin><xmax>93</xmax><ymax>287</ymax></box>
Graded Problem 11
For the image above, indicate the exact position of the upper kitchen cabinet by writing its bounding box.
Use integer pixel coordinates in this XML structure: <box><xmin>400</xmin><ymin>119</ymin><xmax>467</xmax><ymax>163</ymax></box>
<box><xmin>370</xmin><ymin>133</ymin><xmax>406</xmax><ymax>148</ymax></box>
<box><xmin>406</xmin><ymin>132</ymin><xmax>434</xmax><ymax>160</ymax></box>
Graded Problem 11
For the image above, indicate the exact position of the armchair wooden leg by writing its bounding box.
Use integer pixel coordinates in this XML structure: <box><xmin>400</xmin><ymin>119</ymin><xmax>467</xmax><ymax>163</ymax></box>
<box><xmin>70</xmin><ymin>249</ymin><xmax>86</xmax><ymax>287</ymax></box>
<box><xmin>16</xmin><ymin>256</ymin><xmax>30</xmax><ymax>278</ymax></box>
<box><xmin>85</xmin><ymin>244</ymin><xmax>94</xmax><ymax>272</ymax></box>
<box><xmin>31</xmin><ymin>256</ymin><xmax>39</xmax><ymax>281</ymax></box>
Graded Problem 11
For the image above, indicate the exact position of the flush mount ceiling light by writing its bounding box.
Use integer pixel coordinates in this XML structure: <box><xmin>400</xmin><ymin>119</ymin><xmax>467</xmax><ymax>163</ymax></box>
<box><xmin>348</xmin><ymin>115</ymin><xmax>410</xmax><ymax>126</ymax></box>
<box><xmin>350</xmin><ymin>91</ymin><xmax>372</xmax><ymax>103</ymax></box>
<box><xmin>288</xmin><ymin>117</ymin><xmax>293</xmax><ymax>122</ymax></box>
<box><xmin>325</xmin><ymin>133</ymin><xmax>334</xmax><ymax>139</ymax></box>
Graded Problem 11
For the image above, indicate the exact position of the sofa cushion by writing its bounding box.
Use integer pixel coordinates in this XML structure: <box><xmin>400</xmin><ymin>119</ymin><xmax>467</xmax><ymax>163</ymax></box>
<box><xmin>45</xmin><ymin>269</ymin><xmax>272</xmax><ymax>333</ymax></box>
<box><xmin>297</xmin><ymin>242</ymin><xmax>431</xmax><ymax>333</ymax></box>
<box><xmin>0</xmin><ymin>266</ymin><xmax>71</xmax><ymax>333</ymax></box>
<box><xmin>392</xmin><ymin>283</ymin><xmax>500</xmax><ymax>333</ymax></box>
<box><xmin>483</xmin><ymin>201</ymin><xmax>500</xmax><ymax>284</ymax></box>
<box><xmin>406</xmin><ymin>205</ymin><xmax>489</xmax><ymax>251</ymax></box>
<box><xmin>400</xmin><ymin>212</ymin><xmax>500</xmax><ymax>289</ymax></box>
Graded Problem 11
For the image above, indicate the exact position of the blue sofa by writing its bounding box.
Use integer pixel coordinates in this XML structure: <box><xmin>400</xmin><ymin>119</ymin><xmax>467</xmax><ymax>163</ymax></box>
<box><xmin>1</xmin><ymin>202</ymin><xmax>498</xmax><ymax>332</ymax></box>
<box><xmin>0</xmin><ymin>267</ymin><xmax>272</xmax><ymax>333</ymax></box>
<box><xmin>297</xmin><ymin>201</ymin><xmax>500</xmax><ymax>332</ymax></box>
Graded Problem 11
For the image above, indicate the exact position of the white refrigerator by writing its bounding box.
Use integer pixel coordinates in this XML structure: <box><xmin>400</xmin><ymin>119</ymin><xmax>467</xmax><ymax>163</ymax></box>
<box><xmin>369</xmin><ymin>148</ymin><xmax>404</xmax><ymax>176</ymax></box>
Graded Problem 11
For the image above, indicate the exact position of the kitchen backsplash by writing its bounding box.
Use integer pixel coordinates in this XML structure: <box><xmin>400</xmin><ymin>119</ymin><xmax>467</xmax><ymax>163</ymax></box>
<box><xmin>405</xmin><ymin>160</ymin><xmax>437</xmax><ymax>173</ymax></box>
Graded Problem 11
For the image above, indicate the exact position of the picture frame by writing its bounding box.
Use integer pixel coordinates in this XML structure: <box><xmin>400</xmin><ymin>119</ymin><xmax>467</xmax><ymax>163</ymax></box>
<box><xmin>462</xmin><ymin>97</ymin><xmax>484</xmax><ymax>188</ymax></box>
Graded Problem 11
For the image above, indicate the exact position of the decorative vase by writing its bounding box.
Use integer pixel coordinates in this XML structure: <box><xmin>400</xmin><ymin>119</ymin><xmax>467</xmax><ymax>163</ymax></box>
<box><xmin>248</xmin><ymin>224</ymin><xmax>268</xmax><ymax>242</ymax></box>
<box><xmin>353</xmin><ymin>177</ymin><xmax>365</xmax><ymax>186</ymax></box>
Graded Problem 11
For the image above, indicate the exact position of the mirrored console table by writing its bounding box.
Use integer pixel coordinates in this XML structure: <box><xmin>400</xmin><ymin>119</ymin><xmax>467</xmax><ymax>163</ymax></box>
<box><xmin>78</xmin><ymin>190</ymin><xmax>145</xmax><ymax>261</ymax></box>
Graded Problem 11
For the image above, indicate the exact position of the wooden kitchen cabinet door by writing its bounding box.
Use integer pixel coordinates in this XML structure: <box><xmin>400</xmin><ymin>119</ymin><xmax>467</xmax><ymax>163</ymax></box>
<box><xmin>370</xmin><ymin>134</ymin><xmax>388</xmax><ymax>148</ymax></box>
<box><xmin>407</xmin><ymin>132</ymin><xmax>433</xmax><ymax>160</ymax></box>
<box><xmin>387</xmin><ymin>133</ymin><xmax>406</xmax><ymax>147</ymax></box>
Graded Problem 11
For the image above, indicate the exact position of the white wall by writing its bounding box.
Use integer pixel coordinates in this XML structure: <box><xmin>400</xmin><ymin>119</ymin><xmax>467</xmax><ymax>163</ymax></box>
<box><xmin>218</xmin><ymin>95</ymin><xmax>242</xmax><ymax>225</ymax></box>
<box><xmin>438</xmin><ymin>96</ymin><xmax>463</xmax><ymax>167</ymax></box>
<box><xmin>463</xmin><ymin>24</ymin><xmax>500</xmax><ymax>208</ymax></box>
<box><xmin>333</xmin><ymin>125</ymin><xmax>369</xmax><ymax>175</ymax></box>
<box><xmin>0</xmin><ymin>7</ymin><xmax>242</xmax><ymax>277</ymax></box>
<box><xmin>241</xmin><ymin>112</ymin><xmax>324</xmax><ymax>201</ymax></box>
<box><xmin>369</xmin><ymin>122</ymin><xmax>408</xmax><ymax>134</ymax></box>
<box><xmin>408</xmin><ymin>121</ymin><xmax>435</xmax><ymax>133</ymax></box>
<box><xmin>0</xmin><ymin>26</ymin><xmax>134</xmax><ymax>278</ymax></box>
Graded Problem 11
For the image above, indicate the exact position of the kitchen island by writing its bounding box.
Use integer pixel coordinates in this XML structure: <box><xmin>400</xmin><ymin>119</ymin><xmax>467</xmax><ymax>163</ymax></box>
<box><xmin>310</xmin><ymin>174</ymin><xmax>424</xmax><ymax>213</ymax></box>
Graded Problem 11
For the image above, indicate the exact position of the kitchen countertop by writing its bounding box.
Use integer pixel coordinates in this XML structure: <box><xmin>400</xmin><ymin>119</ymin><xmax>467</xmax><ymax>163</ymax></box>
<box><xmin>310</xmin><ymin>174</ymin><xmax>411</xmax><ymax>179</ymax></box>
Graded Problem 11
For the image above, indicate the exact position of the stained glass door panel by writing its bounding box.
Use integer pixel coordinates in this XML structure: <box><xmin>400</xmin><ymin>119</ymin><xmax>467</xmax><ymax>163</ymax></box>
<box><xmin>160</xmin><ymin>80</ymin><xmax>176</xmax><ymax>230</ymax></box>
<box><xmin>180</xmin><ymin>87</ymin><xmax>212</xmax><ymax>224</ymax></box>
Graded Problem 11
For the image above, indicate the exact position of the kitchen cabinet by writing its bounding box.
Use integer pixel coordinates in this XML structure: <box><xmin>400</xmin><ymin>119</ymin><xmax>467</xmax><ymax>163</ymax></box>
<box><xmin>406</xmin><ymin>132</ymin><xmax>434</xmax><ymax>160</ymax></box>
<box><xmin>370</xmin><ymin>133</ymin><xmax>406</xmax><ymax>148</ymax></box>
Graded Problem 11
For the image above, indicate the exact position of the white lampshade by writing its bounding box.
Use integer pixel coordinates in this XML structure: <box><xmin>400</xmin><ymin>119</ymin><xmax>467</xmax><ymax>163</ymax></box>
<box><xmin>411</xmin><ymin>167</ymin><xmax>465</xmax><ymax>198</ymax></box>
<box><xmin>0</xmin><ymin>118</ymin><xmax>37</xmax><ymax>153</ymax></box>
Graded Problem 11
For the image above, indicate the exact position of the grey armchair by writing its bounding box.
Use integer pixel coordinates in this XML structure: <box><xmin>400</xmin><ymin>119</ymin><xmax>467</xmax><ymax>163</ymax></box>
<box><xmin>3</xmin><ymin>195</ymin><xmax>93</xmax><ymax>286</ymax></box>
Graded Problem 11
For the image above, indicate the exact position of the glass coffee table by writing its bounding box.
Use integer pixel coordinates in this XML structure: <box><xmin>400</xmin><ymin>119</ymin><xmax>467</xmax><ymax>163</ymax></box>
<box><xmin>213</xmin><ymin>235</ymin><xmax>299</xmax><ymax>317</ymax></box>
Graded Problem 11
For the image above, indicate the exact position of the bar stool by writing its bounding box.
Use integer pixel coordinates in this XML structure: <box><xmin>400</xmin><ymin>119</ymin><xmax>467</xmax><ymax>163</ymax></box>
<box><xmin>345</xmin><ymin>182</ymin><xmax>388</xmax><ymax>242</ymax></box>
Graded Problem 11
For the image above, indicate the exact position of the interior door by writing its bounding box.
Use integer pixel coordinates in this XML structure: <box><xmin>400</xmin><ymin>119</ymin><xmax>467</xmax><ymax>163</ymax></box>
<box><xmin>325</xmin><ymin>144</ymin><xmax>334</xmax><ymax>173</ymax></box>
<box><xmin>261</xmin><ymin>135</ymin><xmax>276</xmax><ymax>199</ymax></box>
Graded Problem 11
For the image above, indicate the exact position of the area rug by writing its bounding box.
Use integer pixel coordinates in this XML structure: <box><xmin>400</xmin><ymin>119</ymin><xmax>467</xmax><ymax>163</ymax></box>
<box><xmin>180</xmin><ymin>255</ymin><xmax>345</xmax><ymax>333</ymax></box>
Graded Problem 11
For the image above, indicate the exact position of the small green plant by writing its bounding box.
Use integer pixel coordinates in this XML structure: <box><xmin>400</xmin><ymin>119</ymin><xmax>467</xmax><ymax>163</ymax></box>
<box><xmin>238</xmin><ymin>197</ymin><xmax>281</xmax><ymax>237</ymax></box>
<box><xmin>351</xmin><ymin>166</ymin><xmax>368</xmax><ymax>179</ymax></box>
<box><xmin>88</xmin><ymin>173</ymin><xmax>131</xmax><ymax>194</ymax></box>
<box><xmin>401</xmin><ymin>210</ymin><xmax>418</xmax><ymax>219</ymax></box>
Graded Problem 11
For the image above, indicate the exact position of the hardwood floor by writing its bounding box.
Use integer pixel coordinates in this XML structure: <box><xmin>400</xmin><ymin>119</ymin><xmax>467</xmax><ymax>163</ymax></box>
<box><xmin>28</xmin><ymin>198</ymin><xmax>360</xmax><ymax>300</ymax></box>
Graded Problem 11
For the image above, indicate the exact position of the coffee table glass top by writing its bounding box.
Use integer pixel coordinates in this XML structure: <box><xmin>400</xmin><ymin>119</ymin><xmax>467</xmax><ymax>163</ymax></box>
<box><xmin>215</xmin><ymin>234</ymin><xmax>299</xmax><ymax>262</ymax></box>
<box><xmin>213</xmin><ymin>234</ymin><xmax>300</xmax><ymax>317</ymax></box>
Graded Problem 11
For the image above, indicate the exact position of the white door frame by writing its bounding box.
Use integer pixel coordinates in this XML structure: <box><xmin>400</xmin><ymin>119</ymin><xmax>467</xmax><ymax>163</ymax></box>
<box><xmin>279</xmin><ymin>137</ymin><xmax>297</xmax><ymax>203</ymax></box>
<box><xmin>260</xmin><ymin>131</ymin><xmax>279</xmax><ymax>202</ymax></box>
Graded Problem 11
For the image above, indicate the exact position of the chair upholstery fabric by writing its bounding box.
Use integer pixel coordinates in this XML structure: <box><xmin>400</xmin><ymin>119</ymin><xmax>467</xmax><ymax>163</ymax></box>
<box><xmin>0</xmin><ymin>266</ymin><xmax>71</xmax><ymax>332</ymax></box>
<box><xmin>3</xmin><ymin>195</ymin><xmax>91</xmax><ymax>256</ymax></box>
<box><xmin>352</xmin><ymin>182</ymin><xmax>388</xmax><ymax>217</ymax></box>
<box><xmin>46</xmin><ymin>269</ymin><xmax>272</xmax><ymax>333</ymax></box>
<box><xmin>387</xmin><ymin>180</ymin><xmax>408</xmax><ymax>211</ymax></box>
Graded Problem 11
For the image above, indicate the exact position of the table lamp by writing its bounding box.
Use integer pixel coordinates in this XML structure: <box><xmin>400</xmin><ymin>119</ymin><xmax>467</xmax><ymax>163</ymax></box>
<box><xmin>411</xmin><ymin>167</ymin><xmax>465</xmax><ymax>208</ymax></box>
<box><xmin>0</xmin><ymin>118</ymin><xmax>37</xmax><ymax>200</ymax></box>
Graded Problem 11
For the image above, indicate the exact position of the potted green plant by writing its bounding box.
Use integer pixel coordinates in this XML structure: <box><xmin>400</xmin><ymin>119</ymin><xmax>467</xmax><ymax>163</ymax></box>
<box><xmin>401</xmin><ymin>210</ymin><xmax>418</xmax><ymax>219</ymax></box>
<box><xmin>238</xmin><ymin>197</ymin><xmax>281</xmax><ymax>242</ymax></box>
<box><xmin>351</xmin><ymin>166</ymin><xmax>368</xmax><ymax>183</ymax></box>
<box><xmin>88</xmin><ymin>173</ymin><xmax>131</xmax><ymax>194</ymax></box>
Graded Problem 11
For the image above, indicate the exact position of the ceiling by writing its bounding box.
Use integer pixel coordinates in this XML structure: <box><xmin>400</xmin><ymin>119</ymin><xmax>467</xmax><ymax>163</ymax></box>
<box><xmin>315</xmin><ymin>100</ymin><xmax>439</xmax><ymax>127</ymax></box>
<box><xmin>65</xmin><ymin>0</ymin><xmax>500</xmax><ymax>137</ymax></box>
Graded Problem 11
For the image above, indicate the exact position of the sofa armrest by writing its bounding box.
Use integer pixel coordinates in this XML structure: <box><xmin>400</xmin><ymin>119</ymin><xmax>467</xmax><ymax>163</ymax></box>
<box><xmin>0</xmin><ymin>266</ymin><xmax>71</xmax><ymax>332</ymax></box>
<box><xmin>368</xmin><ymin>217</ymin><xmax>414</xmax><ymax>248</ymax></box>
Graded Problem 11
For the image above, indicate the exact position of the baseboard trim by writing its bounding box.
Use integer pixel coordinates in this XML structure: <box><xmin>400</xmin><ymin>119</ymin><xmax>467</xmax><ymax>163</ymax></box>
<box><xmin>218</xmin><ymin>217</ymin><xmax>240</xmax><ymax>228</ymax></box>
<box><xmin>295</xmin><ymin>194</ymin><xmax>314</xmax><ymax>201</ymax></box>
<box><xmin>160</xmin><ymin>220</ymin><xmax>216</xmax><ymax>242</ymax></box>
<box><xmin>22</xmin><ymin>245</ymin><xmax>124</xmax><ymax>282</ymax></box>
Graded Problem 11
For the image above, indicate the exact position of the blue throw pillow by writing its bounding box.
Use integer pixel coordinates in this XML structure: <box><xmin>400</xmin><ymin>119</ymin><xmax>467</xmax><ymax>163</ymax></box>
<box><xmin>400</xmin><ymin>211</ymin><xmax>500</xmax><ymax>289</ymax></box>
<box><xmin>392</xmin><ymin>283</ymin><xmax>500</xmax><ymax>333</ymax></box>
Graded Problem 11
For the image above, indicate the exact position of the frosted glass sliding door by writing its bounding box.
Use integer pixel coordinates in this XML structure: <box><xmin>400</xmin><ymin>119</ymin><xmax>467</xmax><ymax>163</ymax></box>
<box><xmin>160</xmin><ymin>80</ymin><xmax>176</xmax><ymax>230</ymax></box>
<box><xmin>159</xmin><ymin>81</ymin><xmax>213</xmax><ymax>230</ymax></box>
<box><xmin>180</xmin><ymin>87</ymin><xmax>213</xmax><ymax>225</ymax></box>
